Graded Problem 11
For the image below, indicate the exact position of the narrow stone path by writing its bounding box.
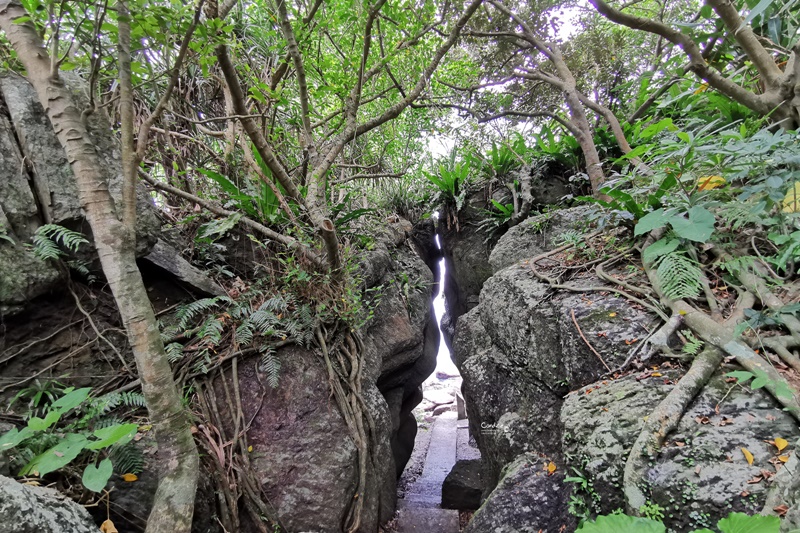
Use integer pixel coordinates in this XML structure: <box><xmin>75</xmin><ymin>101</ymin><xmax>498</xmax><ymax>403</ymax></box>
<box><xmin>395</xmin><ymin>412</ymin><xmax>459</xmax><ymax>532</ymax></box>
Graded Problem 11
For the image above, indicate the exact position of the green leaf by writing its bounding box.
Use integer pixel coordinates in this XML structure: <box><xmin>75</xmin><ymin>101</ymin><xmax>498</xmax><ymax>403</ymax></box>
<box><xmin>635</xmin><ymin>209</ymin><xmax>668</xmax><ymax>236</ymax></box>
<box><xmin>717</xmin><ymin>512</ymin><xmax>780</xmax><ymax>533</ymax></box>
<box><xmin>82</xmin><ymin>458</ymin><xmax>113</xmax><ymax>493</ymax></box>
<box><xmin>639</xmin><ymin>118</ymin><xmax>674</xmax><ymax>140</ymax></box>
<box><xmin>21</xmin><ymin>433</ymin><xmax>88</xmax><ymax>476</ymax></box>
<box><xmin>726</xmin><ymin>370</ymin><xmax>754</xmax><ymax>384</ymax></box>
<box><xmin>577</xmin><ymin>514</ymin><xmax>666</xmax><ymax>532</ymax></box>
<box><xmin>750</xmin><ymin>376</ymin><xmax>769</xmax><ymax>389</ymax></box>
<box><xmin>50</xmin><ymin>387</ymin><xmax>91</xmax><ymax>414</ymax></box>
<box><xmin>742</xmin><ymin>0</ymin><xmax>776</xmax><ymax>26</ymax></box>
<box><xmin>27</xmin><ymin>410</ymin><xmax>61</xmax><ymax>431</ymax></box>
<box><xmin>643</xmin><ymin>238</ymin><xmax>680</xmax><ymax>264</ymax></box>
<box><xmin>670</xmin><ymin>206</ymin><xmax>715</xmax><ymax>242</ymax></box>
<box><xmin>86</xmin><ymin>424</ymin><xmax>138</xmax><ymax>450</ymax></box>
<box><xmin>0</xmin><ymin>427</ymin><xmax>33</xmax><ymax>451</ymax></box>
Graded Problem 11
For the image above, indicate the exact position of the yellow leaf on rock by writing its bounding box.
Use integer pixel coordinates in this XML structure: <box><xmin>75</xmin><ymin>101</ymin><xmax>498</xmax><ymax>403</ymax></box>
<box><xmin>100</xmin><ymin>519</ymin><xmax>119</xmax><ymax>533</ymax></box>
<box><xmin>778</xmin><ymin>455</ymin><xmax>789</xmax><ymax>463</ymax></box>
<box><xmin>545</xmin><ymin>461</ymin><xmax>557</xmax><ymax>475</ymax></box>
<box><xmin>121</xmin><ymin>473</ymin><xmax>138</xmax><ymax>482</ymax></box>
<box><xmin>783</xmin><ymin>182</ymin><xmax>800</xmax><ymax>213</ymax></box>
<box><xmin>774</xmin><ymin>438</ymin><xmax>788</xmax><ymax>452</ymax></box>
<box><xmin>698</xmin><ymin>175</ymin><xmax>726</xmax><ymax>191</ymax></box>
<box><xmin>741</xmin><ymin>447</ymin><xmax>754</xmax><ymax>465</ymax></box>
<box><xmin>248</xmin><ymin>445</ymin><xmax>253</xmax><ymax>453</ymax></box>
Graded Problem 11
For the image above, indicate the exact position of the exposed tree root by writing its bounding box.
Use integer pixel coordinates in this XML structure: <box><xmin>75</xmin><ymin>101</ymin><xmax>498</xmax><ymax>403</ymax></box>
<box><xmin>623</xmin><ymin>346</ymin><xmax>724</xmax><ymax>513</ymax></box>
<box><xmin>194</xmin><ymin>363</ymin><xmax>283</xmax><ymax>533</ymax></box>
<box><xmin>620</xmin><ymin>233</ymin><xmax>800</xmax><ymax>517</ymax></box>
<box><xmin>761</xmin><ymin>337</ymin><xmax>800</xmax><ymax>374</ymax></box>
<box><xmin>641</xmin><ymin>234</ymin><xmax>800</xmax><ymax>422</ymax></box>
<box><xmin>315</xmin><ymin>323</ymin><xmax>372</xmax><ymax>533</ymax></box>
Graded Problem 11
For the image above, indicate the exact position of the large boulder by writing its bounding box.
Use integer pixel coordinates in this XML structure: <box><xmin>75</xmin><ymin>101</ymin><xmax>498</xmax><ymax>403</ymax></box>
<box><xmin>442</xmin><ymin>459</ymin><xmax>483</xmax><ymax>510</ymax></box>
<box><xmin>214</xmin><ymin>222</ymin><xmax>438</xmax><ymax>532</ymax></box>
<box><xmin>463</xmin><ymin>453</ymin><xmax>575</xmax><ymax>533</ymax></box>
<box><xmin>489</xmin><ymin>205</ymin><xmax>593</xmax><ymax>273</ymax></box>
<box><xmin>0</xmin><ymin>475</ymin><xmax>98</xmax><ymax>533</ymax></box>
<box><xmin>453</xmin><ymin>260</ymin><xmax>656</xmax><ymax>490</ymax></box>
<box><xmin>561</xmin><ymin>372</ymin><xmax>800</xmax><ymax>532</ymax></box>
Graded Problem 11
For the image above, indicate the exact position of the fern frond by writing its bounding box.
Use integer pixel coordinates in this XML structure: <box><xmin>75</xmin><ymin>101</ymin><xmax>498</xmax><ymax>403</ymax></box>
<box><xmin>198</xmin><ymin>316</ymin><xmax>224</xmax><ymax>346</ymax></box>
<box><xmin>249</xmin><ymin>309</ymin><xmax>279</xmax><ymax>336</ymax></box>
<box><xmin>681</xmin><ymin>330</ymin><xmax>704</xmax><ymax>356</ymax></box>
<box><xmin>32</xmin><ymin>234</ymin><xmax>62</xmax><ymax>260</ymax></box>
<box><xmin>176</xmin><ymin>297</ymin><xmax>222</xmax><ymax>330</ymax></box>
<box><xmin>165</xmin><ymin>343</ymin><xmax>185</xmax><ymax>363</ymax></box>
<box><xmin>260</xmin><ymin>348</ymin><xmax>281</xmax><ymax>388</ymax></box>
<box><xmin>111</xmin><ymin>442</ymin><xmax>144</xmax><ymax>474</ymax></box>
<box><xmin>235</xmin><ymin>322</ymin><xmax>255</xmax><ymax>345</ymax></box>
<box><xmin>32</xmin><ymin>224</ymin><xmax>88</xmax><ymax>260</ymax></box>
<box><xmin>719</xmin><ymin>255</ymin><xmax>756</xmax><ymax>277</ymax></box>
<box><xmin>656</xmin><ymin>252</ymin><xmax>703</xmax><ymax>300</ymax></box>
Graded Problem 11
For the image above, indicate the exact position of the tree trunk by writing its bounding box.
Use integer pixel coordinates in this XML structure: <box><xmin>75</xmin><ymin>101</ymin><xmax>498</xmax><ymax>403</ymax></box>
<box><xmin>0</xmin><ymin>3</ymin><xmax>199</xmax><ymax>533</ymax></box>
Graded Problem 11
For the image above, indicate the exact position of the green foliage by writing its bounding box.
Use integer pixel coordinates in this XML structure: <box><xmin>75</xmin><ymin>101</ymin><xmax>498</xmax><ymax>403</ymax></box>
<box><xmin>655</xmin><ymin>251</ymin><xmax>703</xmax><ymax>300</ymax></box>
<box><xmin>31</xmin><ymin>224</ymin><xmax>88</xmax><ymax>261</ymax></box>
<box><xmin>639</xmin><ymin>502</ymin><xmax>665</xmax><ymax>521</ymax></box>
<box><xmin>727</xmin><ymin>369</ymin><xmax>795</xmax><ymax>400</ymax></box>
<box><xmin>196</xmin><ymin>213</ymin><xmax>242</xmax><ymax>243</ymax></box>
<box><xmin>0</xmin><ymin>387</ymin><xmax>139</xmax><ymax>492</ymax></box>
<box><xmin>477</xmin><ymin>199</ymin><xmax>515</xmax><ymax>238</ymax></box>
<box><xmin>485</xmin><ymin>134</ymin><xmax>527</xmax><ymax>177</ymax></box>
<box><xmin>166</xmin><ymin>291</ymin><xmax>315</xmax><ymax>385</ymax></box>
<box><xmin>577</xmin><ymin>513</ymin><xmax>665</xmax><ymax>533</ymax></box>
<box><xmin>577</xmin><ymin>512</ymin><xmax>783</xmax><ymax>533</ymax></box>
<box><xmin>260</xmin><ymin>348</ymin><xmax>281</xmax><ymax>389</ymax></box>
<box><xmin>424</xmin><ymin>152</ymin><xmax>473</xmax><ymax>211</ymax></box>
<box><xmin>681</xmin><ymin>330</ymin><xmax>704</xmax><ymax>357</ymax></box>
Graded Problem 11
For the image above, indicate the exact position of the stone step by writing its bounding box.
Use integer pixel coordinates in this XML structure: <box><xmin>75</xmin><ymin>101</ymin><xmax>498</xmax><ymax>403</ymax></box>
<box><xmin>395</xmin><ymin>500</ymin><xmax>459</xmax><ymax>533</ymax></box>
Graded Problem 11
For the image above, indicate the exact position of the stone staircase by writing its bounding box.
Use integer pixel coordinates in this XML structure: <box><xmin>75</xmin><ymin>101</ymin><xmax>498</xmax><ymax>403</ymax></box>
<box><xmin>395</xmin><ymin>412</ymin><xmax>460</xmax><ymax>532</ymax></box>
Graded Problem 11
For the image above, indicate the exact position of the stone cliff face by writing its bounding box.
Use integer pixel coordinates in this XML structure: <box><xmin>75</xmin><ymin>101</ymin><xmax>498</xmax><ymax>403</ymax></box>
<box><xmin>443</xmin><ymin>205</ymin><xmax>800</xmax><ymax>532</ymax></box>
<box><xmin>0</xmin><ymin>72</ymin><xmax>159</xmax><ymax>315</ymax></box>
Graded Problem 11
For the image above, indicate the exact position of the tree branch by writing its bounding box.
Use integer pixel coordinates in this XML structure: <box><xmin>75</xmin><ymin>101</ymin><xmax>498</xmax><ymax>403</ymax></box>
<box><xmin>589</xmin><ymin>0</ymin><xmax>773</xmax><ymax>115</ymax></box>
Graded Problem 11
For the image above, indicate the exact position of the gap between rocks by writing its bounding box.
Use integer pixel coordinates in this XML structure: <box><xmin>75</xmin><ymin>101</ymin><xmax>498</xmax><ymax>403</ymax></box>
<box><xmin>387</xmin><ymin>232</ymin><xmax>482</xmax><ymax>533</ymax></box>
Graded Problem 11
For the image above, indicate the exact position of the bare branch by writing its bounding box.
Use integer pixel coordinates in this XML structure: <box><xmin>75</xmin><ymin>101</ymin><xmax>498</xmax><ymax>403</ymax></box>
<box><xmin>140</xmin><ymin>170</ymin><xmax>323</xmax><ymax>268</ymax></box>
<box><xmin>275</xmin><ymin>0</ymin><xmax>313</xmax><ymax>148</ymax></box>
<box><xmin>589</xmin><ymin>0</ymin><xmax>773</xmax><ymax>115</ymax></box>
<box><xmin>706</xmin><ymin>0</ymin><xmax>782</xmax><ymax>88</ymax></box>
<box><xmin>354</xmin><ymin>0</ymin><xmax>483</xmax><ymax>138</ymax></box>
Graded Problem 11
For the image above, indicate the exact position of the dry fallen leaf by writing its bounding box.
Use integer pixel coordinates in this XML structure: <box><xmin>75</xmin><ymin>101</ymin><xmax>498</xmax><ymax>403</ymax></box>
<box><xmin>545</xmin><ymin>461</ymin><xmax>557</xmax><ymax>475</ymax></box>
<box><xmin>651</xmin><ymin>372</ymin><xmax>662</xmax><ymax>377</ymax></box>
<box><xmin>741</xmin><ymin>447</ymin><xmax>754</xmax><ymax>465</ymax></box>
<box><xmin>778</xmin><ymin>455</ymin><xmax>790</xmax><ymax>463</ymax></box>
<box><xmin>674</xmin><ymin>441</ymin><xmax>686</xmax><ymax>447</ymax></box>
<box><xmin>774</xmin><ymin>438</ymin><xmax>788</xmax><ymax>452</ymax></box>
<box><xmin>121</xmin><ymin>473</ymin><xmax>138</xmax><ymax>482</ymax></box>
<box><xmin>746</xmin><ymin>475</ymin><xmax>763</xmax><ymax>484</ymax></box>
<box><xmin>740</xmin><ymin>491</ymin><xmax>750</xmax><ymax>497</ymax></box>
<box><xmin>774</xmin><ymin>505</ymin><xmax>789</xmax><ymax>517</ymax></box>
<box><xmin>100</xmin><ymin>519</ymin><xmax>119</xmax><ymax>533</ymax></box>
<box><xmin>608</xmin><ymin>312</ymin><xmax>617</xmax><ymax>317</ymax></box>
